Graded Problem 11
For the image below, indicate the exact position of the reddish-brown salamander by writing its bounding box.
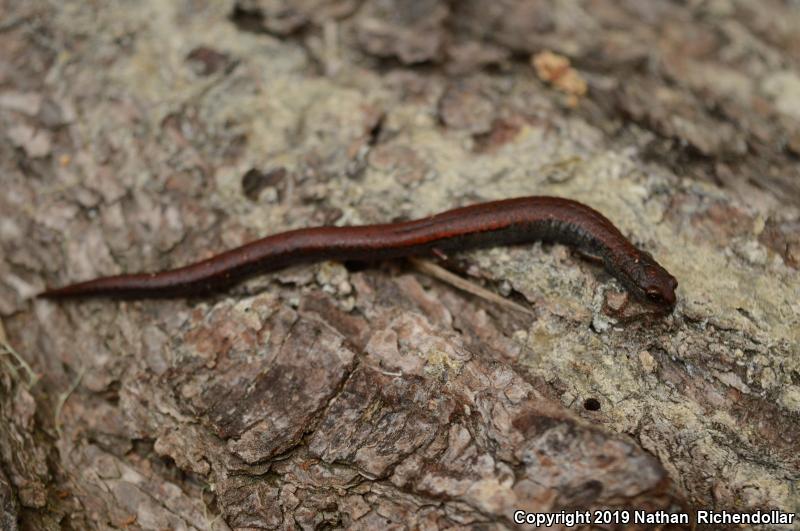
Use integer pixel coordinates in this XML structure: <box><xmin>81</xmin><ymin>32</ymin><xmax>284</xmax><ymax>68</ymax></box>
<box><xmin>40</xmin><ymin>196</ymin><xmax>678</xmax><ymax>309</ymax></box>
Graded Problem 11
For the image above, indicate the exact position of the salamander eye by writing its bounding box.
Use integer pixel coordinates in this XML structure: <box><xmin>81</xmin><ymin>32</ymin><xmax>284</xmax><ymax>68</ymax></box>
<box><xmin>646</xmin><ymin>289</ymin><xmax>663</xmax><ymax>302</ymax></box>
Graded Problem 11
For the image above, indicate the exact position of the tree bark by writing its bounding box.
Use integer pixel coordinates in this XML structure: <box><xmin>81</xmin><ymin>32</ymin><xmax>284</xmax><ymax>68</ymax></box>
<box><xmin>1</xmin><ymin>0</ymin><xmax>798</xmax><ymax>529</ymax></box>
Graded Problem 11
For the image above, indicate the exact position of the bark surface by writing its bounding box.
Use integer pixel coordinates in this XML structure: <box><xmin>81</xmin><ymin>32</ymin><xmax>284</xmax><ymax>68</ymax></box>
<box><xmin>1</xmin><ymin>1</ymin><xmax>799</xmax><ymax>529</ymax></box>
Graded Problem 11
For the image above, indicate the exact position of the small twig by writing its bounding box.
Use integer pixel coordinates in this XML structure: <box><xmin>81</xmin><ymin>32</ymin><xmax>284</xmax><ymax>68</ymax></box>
<box><xmin>409</xmin><ymin>258</ymin><xmax>535</xmax><ymax>317</ymax></box>
<box><xmin>54</xmin><ymin>365</ymin><xmax>86</xmax><ymax>438</ymax></box>
<box><xmin>201</xmin><ymin>484</ymin><xmax>223</xmax><ymax>529</ymax></box>
<box><xmin>0</xmin><ymin>342</ymin><xmax>40</xmax><ymax>388</ymax></box>
<box><xmin>0</xmin><ymin>15</ymin><xmax>29</xmax><ymax>33</ymax></box>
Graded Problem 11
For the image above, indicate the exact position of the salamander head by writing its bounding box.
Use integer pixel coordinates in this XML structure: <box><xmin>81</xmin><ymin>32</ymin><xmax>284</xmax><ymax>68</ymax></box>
<box><xmin>623</xmin><ymin>251</ymin><xmax>678</xmax><ymax>310</ymax></box>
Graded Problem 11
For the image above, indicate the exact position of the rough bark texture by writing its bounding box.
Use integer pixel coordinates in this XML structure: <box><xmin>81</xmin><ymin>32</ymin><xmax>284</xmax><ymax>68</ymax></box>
<box><xmin>1</xmin><ymin>0</ymin><xmax>799</xmax><ymax>529</ymax></box>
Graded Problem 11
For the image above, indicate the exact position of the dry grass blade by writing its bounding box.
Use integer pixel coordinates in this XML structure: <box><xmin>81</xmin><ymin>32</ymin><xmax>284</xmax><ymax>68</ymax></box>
<box><xmin>409</xmin><ymin>257</ymin><xmax>534</xmax><ymax>317</ymax></box>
